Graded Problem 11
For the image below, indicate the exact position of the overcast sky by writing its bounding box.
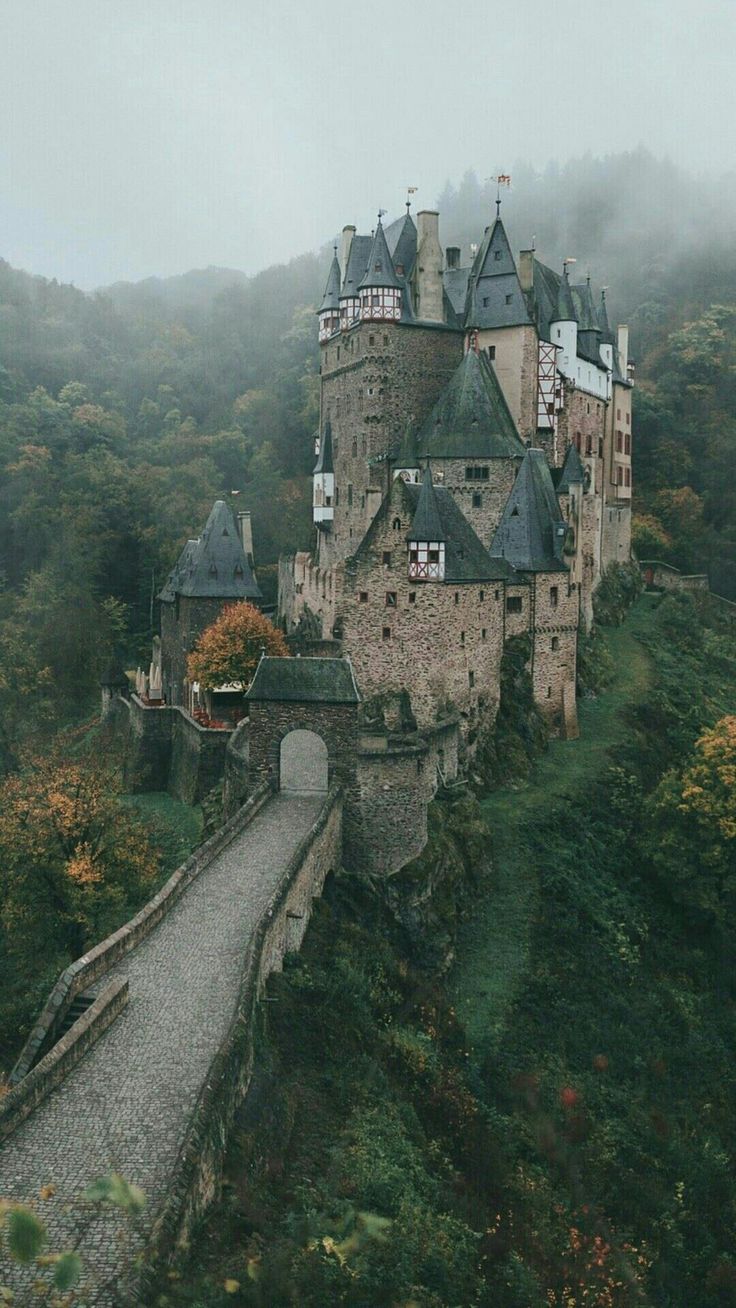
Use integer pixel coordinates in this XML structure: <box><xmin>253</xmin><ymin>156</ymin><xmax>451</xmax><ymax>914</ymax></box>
<box><xmin>2</xmin><ymin>0</ymin><xmax>733</xmax><ymax>289</ymax></box>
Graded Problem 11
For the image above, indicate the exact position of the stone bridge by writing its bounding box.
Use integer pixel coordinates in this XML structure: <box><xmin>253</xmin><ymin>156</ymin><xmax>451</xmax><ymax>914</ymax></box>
<box><xmin>0</xmin><ymin>785</ymin><xmax>342</xmax><ymax>1303</ymax></box>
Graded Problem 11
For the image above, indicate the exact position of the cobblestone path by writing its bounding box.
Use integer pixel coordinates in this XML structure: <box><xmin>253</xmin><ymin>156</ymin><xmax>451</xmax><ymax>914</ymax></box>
<box><xmin>0</xmin><ymin>794</ymin><xmax>324</xmax><ymax>1304</ymax></box>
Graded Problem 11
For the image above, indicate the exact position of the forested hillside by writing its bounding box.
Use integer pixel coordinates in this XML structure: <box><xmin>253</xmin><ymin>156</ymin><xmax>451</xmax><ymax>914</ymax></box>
<box><xmin>1</xmin><ymin>148</ymin><xmax>735</xmax><ymax>767</ymax></box>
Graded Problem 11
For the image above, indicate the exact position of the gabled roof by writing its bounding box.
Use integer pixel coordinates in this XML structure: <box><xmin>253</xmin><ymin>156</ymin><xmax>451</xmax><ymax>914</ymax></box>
<box><xmin>314</xmin><ymin>418</ymin><xmax>334</xmax><ymax>475</ymax></box>
<box><xmin>464</xmin><ymin>217</ymin><xmax>532</xmax><ymax>330</ymax></box>
<box><xmin>416</xmin><ymin>348</ymin><xmax>525</xmax><ymax>459</ymax></box>
<box><xmin>555</xmin><ymin>442</ymin><xmax>585</xmax><ymax>493</ymax></box>
<box><xmin>403</xmin><ymin>480</ymin><xmax>518</xmax><ymax>582</ymax></box>
<box><xmin>491</xmin><ymin>448</ymin><xmax>568</xmax><ymax>573</ymax></box>
<box><xmin>385</xmin><ymin>211</ymin><xmax>417</xmax><ymax>275</ymax></box>
<box><xmin>245</xmin><ymin>656</ymin><xmax>360</xmax><ymax>704</ymax></box>
<box><xmin>339</xmin><ymin>234</ymin><xmax>372</xmax><ymax>300</ymax></box>
<box><xmin>319</xmin><ymin>251</ymin><xmax>341</xmax><ymax>314</ymax></box>
<box><xmin>443</xmin><ymin>265</ymin><xmax>471</xmax><ymax>319</ymax></box>
<box><xmin>358</xmin><ymin>219</ymin><xmax>402</xmax><ymax>291</ymax></box>
<box><xmin>158</xmin><ymin>500</ymin><xmax>262</xmax><ymax>601</ymax></box>
<box><xmin>408</xmin><ymin>465</ymin><xmax>444</xmax><ymax>542</ymax></box>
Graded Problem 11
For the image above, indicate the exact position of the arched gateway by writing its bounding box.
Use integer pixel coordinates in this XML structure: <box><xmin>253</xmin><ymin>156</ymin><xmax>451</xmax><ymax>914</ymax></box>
<box><xmin>280</xmin><ymin>729</ymin><xmax>328</xmax><ymax>793</ymax></box>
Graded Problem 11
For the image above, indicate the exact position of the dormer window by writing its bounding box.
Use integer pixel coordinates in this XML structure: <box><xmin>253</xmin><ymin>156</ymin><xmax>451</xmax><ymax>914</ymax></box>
<box><xmin>494</xmin><ymin>250</ymin><xmax>502</xmax><ymax>261</ymax></box>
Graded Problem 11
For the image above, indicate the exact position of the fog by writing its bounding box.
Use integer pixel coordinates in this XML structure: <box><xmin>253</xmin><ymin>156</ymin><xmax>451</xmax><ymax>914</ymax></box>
<box><xmin>1</xmin><ymin>0</ymin><xmax>734</xmax><ymax>288</ymax></box>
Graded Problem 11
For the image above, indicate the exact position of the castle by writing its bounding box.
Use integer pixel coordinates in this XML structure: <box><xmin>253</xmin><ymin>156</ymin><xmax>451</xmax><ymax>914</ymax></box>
<box><xmin>279</xmin><ymin>199</ymin><xmax>633</xmax><ymax>742</ymax></box>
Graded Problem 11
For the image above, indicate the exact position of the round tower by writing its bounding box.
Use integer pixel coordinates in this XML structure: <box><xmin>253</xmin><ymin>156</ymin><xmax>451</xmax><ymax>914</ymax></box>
<box><xmin>357</xmin><ymin>215</ymin><xmax>402</xmax><ymax>322</ymax></box>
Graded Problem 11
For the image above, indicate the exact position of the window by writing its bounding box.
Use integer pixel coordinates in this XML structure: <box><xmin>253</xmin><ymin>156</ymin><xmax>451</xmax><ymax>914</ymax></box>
<box><xmin>598</xmin><ymin>438</ymin><xmax>603</xmax><ymax>458</ymax></box>
<box><xmin>383</xmin><ymin>334</ymin><xmax>388</xmax><ymax>345</ymax></box>
<box><xmin>382</xmin><ymin>551</ymin><xmax>391</xmax><ymax>566</ymax></box>
<box><xmin>371</xmin><ymin>294</ymin><xmax>379</xmax><ymax>307</ymax></box>
<box><xmin>366</xmin><ymin>386</ymin><xmax>374</xmax><ymax>397</ymax></box>
<box><xmin>494</xmin><ymin>589</ymin><xmax>499</xmax><ymax>600</ymax></box>
<box><xmin>460</xmin><ymin>630</ymin><xmax>465</xmax><ymax>645</ymax></box>
<box><xmin>488</xmin><ymin>345</ymin><xmax>496</xmax><ymax>360</ymax></box>
<box><xmin>359</xmin><ymin>591</ymin><xmax>368</xmax><ymax>603</ymax></box>
<box><xmin>385</xmin><ymin>591</ymin><xmax>397</xmax><ymax>606</ymax></box>
<box><xmin>369</xmin><ymin>334</ymin><xmax>375</xmax><ymax>345</ymax></box>
<box><xmin>454</xmin><ymin>592</ymin><xmax>459</xmax><ymax>605</ymax></box>
<box><xmin>347</xmin><ymin>483</ymin><xmax>353</xmax><ymax>507</ymax></box>
<box><xmin>616</xmin><ymin>431</ymin><xmax>623</xmax><ymax>453</ymax></box>
<box><xmin>409</xmin><ymin>591</ymin><xmax>416</xmax><ymax>604</ymax></box>
<box><xmin>382</xmin><ymin>627</ymin><xmax>391</xmax><ymax>640</ymax></box>
<box><xmin>337</xmin><ymin>346</ymin><xmax>340</xmax><ymax>361</ymax></box>
<box><xmin>392</xmin><ymin>517</ymin><xmax>402</xmax><ymax>530</ymax></box>
<box><xmin>352</xmin><ymin>439</ymin><xmax>357</xmax><ymax>457</ymax></box>
<box><xmin>626</xmin><ymin>412</ymin><xmax>630</xmax><ymax>425</ymax></box>
<box><xmin>483</xmin><ymin>296</ymin><xmax>490</xmax><ymax>307</ymax></box>
<box><xmin>547</xmin><ymin>685</ymin><xmax>552</xmax><ymax>698</ymax></box>
<box><xmin>481</xmin><ymin>627</ymin><xmax>487</xmax><ymax>641</ymax></box>
<box><xmin>506</xmin><ymin>596</ymin><xmax>522</xmax><ymax>613</ymax></box>
<box><xmin>617</xmin><ymin>408</ymin><xmax>621</xmax><ymax>420</ymax></box>
<box><xmin>550</xmin><ymin>586</ymin><xmax>559</xmax><ymax>608</ymax></box>
<box><xmin>465</xmin><ymin>465</ymin><xmax>490</xmax><ymax>481</ymax></box>
<box><xmin>472</xmin><ymin>491</ymin><xmax>482</xmax><ymax>508</ymax></box>
<box><xmin>586</xmin><ymin>435</ymin><xmax>592</xmax><ymax>456</ymax></box>
<box><xmin>335</xmin><ymin>486</ymin><xmax>339</xmax><ymax>505</ymax></box>
<box><xmin>494</xmin><ymin>249</ymin><xmax>502</xmax><ymax>261</ymax></box>
<box><xmin>505</xmin><ymin>293</ymin><xmax>512</xmax><ymax>304</ymax></box>
<box><xmin>551</xmin><ymin>636</ymin><xmax>559</xmax><ymax>651</ymax></box>
<box><xmin>428</xmin><ymin>548</ymin><xmax>440</xmax><ymax>563</ymax></box>
<box><xmin>479</xmin><ymin>590</ymin><xmax>485</xmax><ymax>601</ymax></box>
<box><xmin>469</xmin><ymin>670</ymin><xmax>475</xmax><ymax>687</ymax></box>
<box><xmin>625</xmin><ymin>433</ymin><xmax>631</xmax><ymax>455</ymax></box>
<box><xmin>617</xmin><ymin>466</ymin><xmax>624</xmax><ymax>485</ymax></box>
<box><xmin>625</xmin><ymin>467</ymin><xmax>631</xmax><ymax>486</ymax></box>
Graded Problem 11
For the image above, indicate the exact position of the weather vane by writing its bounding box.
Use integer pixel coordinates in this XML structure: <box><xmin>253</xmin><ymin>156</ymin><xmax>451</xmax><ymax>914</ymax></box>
<box><xmin>406</xmin><ymin>185</ymin><xmax>418</xmax><ymax>212</ymax></box>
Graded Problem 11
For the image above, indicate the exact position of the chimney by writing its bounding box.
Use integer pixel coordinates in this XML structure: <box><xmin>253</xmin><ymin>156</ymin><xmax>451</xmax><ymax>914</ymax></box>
<box><xmin>237</xmin><ymin>511</ymin><xmax>255</xmax><ymax>570</ymax></box>
<box><xmin>338</xmin><ymin>225</ymin><xmax>356</xmax><ymax>282</ymax></box>
<box><xmin>617</xmin><ymin>324</ymin><xmax>629</xmax><ymax>375</ymax></box>
<box><xmin>445</xmin><ymin>246</ymin><xmax>461</xmax><ymax>270</ymax></box>
<box><xmin>415</xmin><ymin>210</ymin><xmax>444</xmax><ymax>323</ymax></box>
<box><xmin>519</xmin><ymin>249</ymin><xmax>534</xmax><ymax>292</ymax></box>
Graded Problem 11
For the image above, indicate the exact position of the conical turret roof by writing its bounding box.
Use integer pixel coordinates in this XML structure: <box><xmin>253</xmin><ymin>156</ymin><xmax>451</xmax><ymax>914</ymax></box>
<box><xmin>313</xmin><ymin>419</ymin><xmax>334</xmax><ymax>475</ymax></box>
<box><xmin>597</xmin><ymin>289</ymin><xmax>616</xmax><ymax>344</ymax></box>
<box><xmin>491</xmin><ymin>449</ymin><xmax>567</xmax><ymax>572</ymax></box>
<box><xmin>358</xmin><ymin>218</ymin><xmax>402</xmax><ymax>291</ymax></box>
<box><xmin>556</xmin><ymin>441</ymin><xmax>585</xmax><ymax>493</ymax></box>
<box><xmin>464</xmin><ymin>216</ymin><xmax>532</xmax><ymax>330</ymax></box>
<box><xmin>319</xmin><ymin>251</ymin><xmax>341</xmax><ymax>313</ymax></box>
<box><xmin>408</xmin><ymin>465</ymin><xmax>444</xmax><ymax>542</ymax></box>
<box><xmin>553</xmin><ymin>266</ymin><xmax>577</xmax><ymax>323</ymax></box>
<box><xmin>158</xmin><ymin>500</ymin><xmax>261</xmax><ymax>601</ymax></box>
<box><xmin>417</xmin><ymin>348</ymin><xmax>525</xmax><ymax>459</ymax></box>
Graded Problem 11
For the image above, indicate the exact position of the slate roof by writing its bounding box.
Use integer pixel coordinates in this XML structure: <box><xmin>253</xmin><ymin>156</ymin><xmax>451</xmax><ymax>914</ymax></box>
<box><xmin>598</xmin><ymin>289</ymin><xmax>615</xmax><ymax>343</ymax></box>
<box><xmin>245</xmin><ymin>656</ymin><xmax>361</xmax><ymax>704</ymax></box>
<box><xmin>491</xmin><ymin>448</ymin><xmax>568</xmax><ymax>573</ymax></box>
<box><xmin>408</xmin><ymin>466</ymin><xmax>444</xmax><ymax>542</ymax></box>
<box><xmin>158</xmin><ymin>500</ymin><xmax>262</xmax><ymax>601</ymax></box>
<box><xmin>314</xmin><ymin>418</ymin><xmax>334</xmax><ymax>475</ymax></box>
<box><xmin>527</xmin><ymin>258</ymin><xmax>561</xmax><ymax>341</ymax></box>
<box><xmin>464</xmin><ymin>218</ymin><xmax>532</xmax><ymax>330</ymax></box>
<box><xmin>358</xmin><ymin>219</ymin><xmax>402</xmax><ymax>290</ymax></box>
<box><xmin>339</xmin><ymin>235</ymin><xmax>372</xmax><ymax>300</ymax></box>
<box><xmin>416</xmin><ymin>348</ymin><xmax>526</xmax><ymax>459</ymax></box>
<box><xmin>555</xmin><ymin>267</ymin><xmax>577</xmax><ymax>322</ymax></box>
<box><xmin>555</xmin><ymin>441</ymin><xmax>585</xmax><ymax>493</ymax></box>
<box><xmin>402</xmin><ymin>479</ymin><xmax>518</xmax><ymax>582</ymax></box>
<box><xmin>443</xmin><ymin>265</ymin><xmax>471</xmax><ymax>319</ymax></box>
<box><xmin>385</xmin><ymin>211</ymin><xmax>417</xmax><ymax>274</ymax></box>
<box><xmin>319</xmin><ymin>252</ymin><xmax>341</xmax><ymax>313</ymax></box>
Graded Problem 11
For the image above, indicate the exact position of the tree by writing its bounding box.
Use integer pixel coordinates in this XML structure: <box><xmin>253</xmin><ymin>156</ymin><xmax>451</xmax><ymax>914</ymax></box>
<box><xmin>0</xmin><ymin>755</ymin><xmax>159</xmax><ymax>961</ymax></box>
<box><xmin>186</xmin><ymin>601</ymin><xmax>287</xmax><ymax>690</ymax></box>
<box><xmin>645</xmin><ymin>715</ymin><xmax>736</xmax><ymax>928</ymax></box>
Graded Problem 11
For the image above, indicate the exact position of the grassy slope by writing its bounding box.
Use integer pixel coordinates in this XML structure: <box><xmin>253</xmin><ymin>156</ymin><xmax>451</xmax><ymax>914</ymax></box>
<box><xmin>451</xmin><ymin>597</ymin><xmax>655</xmax><ymax>1051</ymax></box>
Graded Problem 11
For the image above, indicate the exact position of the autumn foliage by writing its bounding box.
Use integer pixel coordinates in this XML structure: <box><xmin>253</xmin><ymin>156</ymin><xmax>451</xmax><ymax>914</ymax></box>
<box><xmin>186</xmin><ymin>601</ymin><xmax>287</xmax><ymax>690</ymax></box>
<box><xmin>0</xmin><ymin>756</ymin><xmax>159</xmax><ymax>962</ymax></box>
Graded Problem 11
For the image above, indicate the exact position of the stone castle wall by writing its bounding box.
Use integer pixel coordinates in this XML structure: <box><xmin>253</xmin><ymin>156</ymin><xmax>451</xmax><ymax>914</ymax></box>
<box><xmin>530</xmin><ymin>574</ymin><xmax>579</xmax><ymax>733</ymax></box>
<box><xmin>476</xmin><ymin>324</ymin><xmax>539</xmax><ymax>440</ymax></box>
<box><xmin>120</xmin><ymin>696</ymin><xmax>232</xmax><ymax>805</ymax></box>
<box><xmin>160</xmin><ymin>595</ymin><xmax>231</xmax><ymax>706</ymax></box>
<box><xmin>428</xmin><ymin>456</ymin><xmax>521</xmax><ymax>548</ymax></box>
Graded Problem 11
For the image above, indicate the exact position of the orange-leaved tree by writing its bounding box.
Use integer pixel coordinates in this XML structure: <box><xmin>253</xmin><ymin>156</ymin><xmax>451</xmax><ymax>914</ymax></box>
<box><xmin>187</xmin><ymin>602</ymin><xmax>287</xmax><ymax>690</ymax></box>
<box><xmin>0</xmin><ymin>757</ymin><xmax>159</xmax><ymax>962</ymax></box>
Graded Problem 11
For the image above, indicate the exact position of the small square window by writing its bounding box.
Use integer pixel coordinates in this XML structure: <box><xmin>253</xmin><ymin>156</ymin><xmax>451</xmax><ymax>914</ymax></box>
<box><xmin>359</xmin><ymin>591</ymin><xmax>368</xmax><ymax>602</ymax></box>
<box><xmin>506</xmin><ymin>596</ymin><xmax>523</xmax><ymax>614</ymax></box>
<box><xmin>382</xmin><ymin>626</ymin><xmax>391</xmax><ymax>640</ymax></box>
<box><xmin>494</xmin><ymin>250</ymin><xmax>502</xmax><ymax>261</ymax></box>
<box><xmin>551</xmin><ymin>635</ymin><xmax>559</xmax><ymax>651</ymax></box>
<box><xmin>488</xmin><ymin>345</ymin><xmax>496</xmax><ymax>360</ymax></box>
<box><xmin>483</xmin><ymin>296</ymin><xmax>490</xmax><ymax>307</ymax></box>
<box><xmin>382</xmin><ymin>551</ymin><xmax>391</xmax><ymax>566</ymax></box>
<box><xmin>409</xmin><ymin>592</ymin><xmax>416</xmax><ymax>604</ymax></box>
<box><xmin>383</xmin><ymin>334</ymin><xmax>389</xmax><ymax>345</ymax></box>
<box><xmin>505</xmin><ymin>293</ymin><xmax>512</xmax><ymax>305</ymax></box>
<box><xmin>472</xmin><ymin>491</ymin><xmax>482</xmax><ymax>508</ymax></box>
<box><xmin>369</xmin><ymin>334</ymin><xmax>375</xmax><ymax>345</ymax></box>
<box><xmin>385</xmin><ymin>591</ymin><xmax>397</xmax><ymax>606</ymax></box>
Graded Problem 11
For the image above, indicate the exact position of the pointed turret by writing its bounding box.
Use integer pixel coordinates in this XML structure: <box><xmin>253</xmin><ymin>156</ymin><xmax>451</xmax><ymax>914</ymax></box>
<box><xmin>159</xmin><ymin>501</ymin><xmax>261</xmax><ymax>601</ymax></box>
<box><xmin>556</xmin><ymin>441</ymin><xmax>585</xmax><ymax>494</ymax></box>
<box><xmin>358</xmin><ymin>216</ymin><xmax>402</xmax><ymax>322</ymax></box>
<box><xmin>598</xmin><ymin>288</ymin><xmax>614</xmax><ymax>341</ymax></box>
<box><xmin>318</xmin><ymin>249</ymin><xmax>342</xmax><ymax>342</ymax></box>
<box><xmin>338</xmin><ymin>233</ymin><xmax>372</xmax><ymax>329</ymax></box>
<box><xmin>407</xmin><ymin>466</ymin><xmax>445</xmax><ymax>580</ymax></box>
<box><xmin>417</xmin><ymin>347</ymin><xmax>525</xmax><ymax>460</ymax></box>
<box><xmin>313</xmin><ymin>419</ymin><xmax>335</xmax><ymax>528</ymax></box>
<box><xmin>550</xmin><ymin>264</ymin><xmax>578</xmax><ymax>374</ymax></box>
<box><xmin>491</xmin><ymin>449</ymin><xmax>568</xmax><ymax>573</ymax></box>
<box><xmin>464</xmin><ymin>216</ymin><xmax>531</xmax><ymax>330</ymax></box>
<box><xmin>575</xmin><ymin>276</ymin><xmax>602</xmax><ymax>362</ymax></box>
<box><xmin>554</xmin><ymin>265</ymin><xmax>577</xmax><ymax>322</ymax></box>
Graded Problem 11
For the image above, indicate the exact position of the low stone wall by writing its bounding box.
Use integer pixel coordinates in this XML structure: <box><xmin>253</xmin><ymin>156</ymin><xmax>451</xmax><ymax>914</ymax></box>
<box><xmin>0</xmin><ymin>980</ymin><xmax>129</xmax><ymax>1144</ymax></box>
<box><xmin>639</xmin><ymin>560</ymin><xmax>709</xmax><ymax>593</ymax></box>
<box><xmin>223</xmin><ymin>720</ymin><xmax>250</xmax><ymax>820</ymax></box>
<box><xmin>10</xmin><ymin>783</ymin><xmax>271</xmax><ymax>1086</ymax></box>
<box><xmin>138</xmin><ymin>787</ymin><xmax>343</xmax><ymax>1298</ymax></box>
<box><xmin>121</xmin><ymin>696</ymin><xmax>233</xmax><ymax>804</ymax></box>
